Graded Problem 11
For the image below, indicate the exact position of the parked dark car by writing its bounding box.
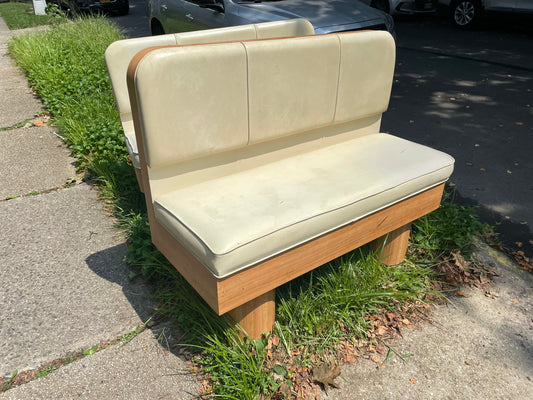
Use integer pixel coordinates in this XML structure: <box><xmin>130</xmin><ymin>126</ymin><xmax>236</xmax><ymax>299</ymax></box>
<box><xmin>53</xmin><ymin>0</ymin><xmax>129</xmax><ymax>16</ymax></box>
<box><xmin>147</xmin><ymin>0</ymin><xmax>395</xmax><ymax>36</ymax></box>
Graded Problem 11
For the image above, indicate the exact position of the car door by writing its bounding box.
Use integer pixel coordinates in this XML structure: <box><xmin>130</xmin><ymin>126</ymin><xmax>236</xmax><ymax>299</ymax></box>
<box><xmin>180</xmin><ymin>0</ymin><xmax>228</xmax><ymax>32</ymax></box>
<box><xmin>158</xmin><ymin>0</ymin><xmax>190</xmax><ymax>33</ymax></box>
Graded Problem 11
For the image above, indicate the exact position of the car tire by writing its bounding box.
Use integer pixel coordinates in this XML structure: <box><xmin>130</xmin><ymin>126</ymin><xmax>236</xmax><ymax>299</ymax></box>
<box><xmin>151</xmin><ymin>19</ymin><xmax>165</xmax><ymax>36</ymax></box>
<box><xmin>452</xmin><ymin>0</ymin><xmax>480</xmax><ymax>28</ymax></box>
<box><xmin>371</xmin><ymin>0</ymin><xmax>390</xmax><ymax>14</ymax></box>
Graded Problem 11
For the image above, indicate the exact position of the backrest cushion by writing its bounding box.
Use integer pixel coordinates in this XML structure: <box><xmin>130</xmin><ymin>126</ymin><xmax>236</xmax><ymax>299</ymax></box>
<box><xmin>105</xmin><ymin>19</ymin><xmax>314</xmax><ymax>119</ymax></box>
<box><xmin>246</xmin><ymin>35</ymin><xmax>340</xmax><ymax>143</ymax></box>
<box><xmin>335</xmin><ymin>31</ymin><xmax>396</xmax><ymax>123</ymax></box>
<box><xmin>105</xmin><ymin>34</ymin><xmax>177</xmax><ymax>116</ymax></box>
<box><xmin>132</xmin><ymin>43</ymin><xmax>249</xmax><ymax>168</ymax></box>
<box><xmin>254</xmin><ymin>18</ymin><xmax>314</xmax><ymax>38</ymax></box>
<box><xmin>130</xmin><ymin>31</ymin><xmax>395</xmax><ymax>169</ymax></box>
<box><xmin>175</xmin><ymin>18</ymin><xmax>314</xmax><ymax>44</ymax></box>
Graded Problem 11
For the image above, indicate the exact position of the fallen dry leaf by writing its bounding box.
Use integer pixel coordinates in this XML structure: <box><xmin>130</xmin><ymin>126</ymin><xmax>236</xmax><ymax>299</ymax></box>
<box><xmin>345</xmin><ymin>354</ymin><xmax>357</xmax><ymax>363</ymax></box>
<box><xmin>371</xmin><ymin>355</ymin><xmax>382</xmax><ymax>363</ymax></box>
<box><xmin>452</xmin><ymin>251</ymin><xmax>470</xmax><ymax>271</ymax></box>
<box><xmin>376</xmin><ymin>325</ymin><xmax>388</xmax><ymax>336</ymax></box>
<box><xmin>457</xmin><ymin>290</ymin><xmax>466</xmax><ymax>297</ymax></box>
<box><xmin>376</xmin><ymin>344</ymin><xmax>387</xmax><ymax>355</ymax></box>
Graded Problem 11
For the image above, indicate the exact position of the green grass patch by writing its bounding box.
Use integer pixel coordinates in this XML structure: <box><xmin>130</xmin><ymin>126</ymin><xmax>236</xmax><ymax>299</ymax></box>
<box><xmin>0</xmin><ymin>2</ymin><xmax>66</xmax><ymax>30</ymax></box>
<box><xmin>7</xmin><ymin>16</ymin><xmax>491</xmax><ymax>398</ymax></box>
<box><xmin>8</xmin><ymin>16</ymin><xmax>141</xmax><ymax>209</ymax></box>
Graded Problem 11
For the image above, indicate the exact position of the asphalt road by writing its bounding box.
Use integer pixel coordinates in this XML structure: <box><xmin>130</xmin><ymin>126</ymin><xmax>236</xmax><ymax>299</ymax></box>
<box><xmin>109</xmin><ymin>4</ymin><xmax>533</xmax><ymax>257</ymax></box>
<box><xmin>387</xmin><ymin>13</ymin><xmax>533</xmax><ymax>257</ymax></box>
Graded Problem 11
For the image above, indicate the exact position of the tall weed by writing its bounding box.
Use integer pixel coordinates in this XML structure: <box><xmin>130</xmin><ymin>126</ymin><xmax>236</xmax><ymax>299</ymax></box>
<box><xmin>8</xmin><ymin>16</ymin><xmax>126</xmax><ymax>170</ymax></box>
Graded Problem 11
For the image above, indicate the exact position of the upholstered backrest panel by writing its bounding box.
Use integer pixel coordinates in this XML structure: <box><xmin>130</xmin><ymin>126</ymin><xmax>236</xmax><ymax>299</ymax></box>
<box><xmin>105</xmin><ymin>34</ymin><xmax>177</xmax><ymax>115</ymax></box>
<box><xmin>246</xmin><ymin>35</ymin><xmax>340</xmax><ymax>144</ymax></box>
<box><xmin>131</xmin><ymin>31</ymin><xmax>395</xmax><ymax>169</ymax></box>
<box><xmin>335</xmin><ymin>31</ymin><xmax>396</xmax><ymax>123</ymax></box>
<box><xmin>174</xmin><ymin>24</ymin><xmax>257</xmax><ymax>44</ymax></box>
<box><xmin>106</xmin><ymin>19</ymin><xmax>315</xmax><ymax>121</ymax></box>
<box><xmin>133</xmin><ymin>43</ymin><xmax>249</xmax><ymax>168</ymax></box>
<box><xmin>254</xmin><ymin>18</ymin><xmax>314</xmax><ymax>38</ymax></box>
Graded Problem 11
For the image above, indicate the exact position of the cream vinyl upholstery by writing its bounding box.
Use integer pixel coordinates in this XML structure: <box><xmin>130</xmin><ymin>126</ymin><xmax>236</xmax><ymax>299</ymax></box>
<box><xmin>104</xmin><ymin>19</ymin><xmax>315</xmax><ymax>170</ymax></box>
<box><xmin>130</xmin><ymin>30</ymin><xmax>455</xmax><ymax>278</ymax></box>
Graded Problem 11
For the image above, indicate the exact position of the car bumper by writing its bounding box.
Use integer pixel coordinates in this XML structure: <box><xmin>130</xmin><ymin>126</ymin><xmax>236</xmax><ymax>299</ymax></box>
<box><xmin>78</xmin><ymin>0</ymin><xmax>127</xmax><ymax>12</ymax></box>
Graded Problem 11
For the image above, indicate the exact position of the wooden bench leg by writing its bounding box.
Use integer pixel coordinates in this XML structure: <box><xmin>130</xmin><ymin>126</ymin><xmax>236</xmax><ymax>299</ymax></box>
<box><xmin>372</xmin><ymin>223</ymin><xmax>411</xmax><ymax>266</ymax></box>
<box><xmin>227</xmin><ymin>289</ymin><xmax>275</xmax><ymax>340</ymax></box>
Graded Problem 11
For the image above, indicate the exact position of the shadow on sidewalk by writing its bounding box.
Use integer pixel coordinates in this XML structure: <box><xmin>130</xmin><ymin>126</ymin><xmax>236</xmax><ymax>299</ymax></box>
<box><xmin>85</xmin><ymin>242</ymin><xmax>188</xmax><ymax>359</ymax></box>
<box><xmin>86</xmin><ymin>242</ymin><xmax>154</xmax><ymax>326</ymax></box>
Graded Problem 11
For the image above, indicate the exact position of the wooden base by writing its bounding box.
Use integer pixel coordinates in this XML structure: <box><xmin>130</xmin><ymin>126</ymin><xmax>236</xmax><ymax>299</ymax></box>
<box><xmin>371</xmin><ymin>223</ymin><xmax>411</xmax><ymax>265</ymax></box>
<box><xmin>227</xmin><ymin>290</ymin><xmax>276</xmax><ymax>339</ymax></box>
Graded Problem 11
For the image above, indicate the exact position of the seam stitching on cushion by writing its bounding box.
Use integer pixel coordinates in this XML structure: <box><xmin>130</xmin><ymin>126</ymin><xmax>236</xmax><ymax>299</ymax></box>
<box><xmin>333</xmin><ymin>34</ymin><xmax>342</xmax><ymax>123</ymax></box>
<box><xmin>243</xmin><ymin>42</ymin><xmax>251</xmax><ymax>145</ymax></box>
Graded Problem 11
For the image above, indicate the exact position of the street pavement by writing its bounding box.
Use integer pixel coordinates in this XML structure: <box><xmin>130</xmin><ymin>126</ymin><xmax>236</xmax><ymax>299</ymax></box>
<box><xmin>387</xmin><ymin>14</ymin><xmax>533</xmax><ymax>258</ymax></box>
<box><xmin>0</xmin><ymin>10</ymin><xmax>532</xmax><ymax>400</ymax></box>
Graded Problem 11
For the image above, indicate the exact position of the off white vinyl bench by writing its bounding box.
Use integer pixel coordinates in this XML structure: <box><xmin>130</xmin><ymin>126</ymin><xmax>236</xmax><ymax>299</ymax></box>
<box><xmin>125</xmin><ymin>30</ymin><xmax>455</xmax><ymax>339</ymax></box>
<box><xmin>105</xmin><ymin>19</ymin><xmax>315</xmax><ymax>192</ymax></box>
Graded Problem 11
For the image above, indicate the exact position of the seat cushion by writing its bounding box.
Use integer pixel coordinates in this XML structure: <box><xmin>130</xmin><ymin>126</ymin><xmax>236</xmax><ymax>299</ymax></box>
<box><xmin>154</xmin><ymin>133</ymin><xmax>454</xmax><ymax>278</ymax></box>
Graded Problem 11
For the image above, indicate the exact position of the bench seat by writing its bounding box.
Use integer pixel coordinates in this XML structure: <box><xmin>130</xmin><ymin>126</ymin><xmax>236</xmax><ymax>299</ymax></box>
<box><xmin>155</xmin><ymin>133</ymin><xmax>453</xmax><ymax>278</ymax></box>
<box><xmin>124</xmin><ymin>30</ymin><xmax>455</xmax><ymax>338</ymax></box>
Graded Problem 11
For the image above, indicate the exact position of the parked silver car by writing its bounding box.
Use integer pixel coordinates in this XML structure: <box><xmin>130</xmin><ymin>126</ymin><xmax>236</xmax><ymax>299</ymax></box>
<box><xmin>147</xmin><ymin>0</ymin><xmax>395</xmax><ymax>36</ymax></box>
<box><xmin>360</xmin><ymin>0</ymin><xmax>438</xmax><ymax>15</ymax></box>
<box><xmin>440</xmin><ymin>0</ymin><xmax>533</xmax><ymax>28</ymax></box>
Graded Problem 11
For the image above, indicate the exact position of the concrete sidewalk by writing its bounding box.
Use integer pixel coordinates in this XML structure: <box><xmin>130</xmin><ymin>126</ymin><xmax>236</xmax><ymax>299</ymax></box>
<box><xmin>0</xmin><ymin>16</ymin><xmax>532</xmax><ymax>400</ymax></box>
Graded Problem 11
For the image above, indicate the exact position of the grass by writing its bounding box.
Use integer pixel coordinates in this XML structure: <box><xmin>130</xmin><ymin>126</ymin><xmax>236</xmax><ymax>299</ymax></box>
<box><xmin>7</xmin><ymin>15</ymin><xmax>491</xmax><ymax>398</ymax></box>
<box><xmin>0</xmin><ymin>2</ymin><xmax>66</xmax><ymax>30</ymax></box>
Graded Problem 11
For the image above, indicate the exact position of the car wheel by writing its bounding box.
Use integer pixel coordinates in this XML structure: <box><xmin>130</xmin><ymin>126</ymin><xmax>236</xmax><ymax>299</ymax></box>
<box><xmin>151</xmin><ymin>19</ymin><xmax>165</xmax><ymax>36</ymax></box>
<box><xmin>452</xmin><ymin>0</ymin><xmax>480</xmax><ymax>28</ymax></box>
<box><xmin>371</xmin><ymin>0</ymin><xmax>390</xmax><ymax>14</ymax></box>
